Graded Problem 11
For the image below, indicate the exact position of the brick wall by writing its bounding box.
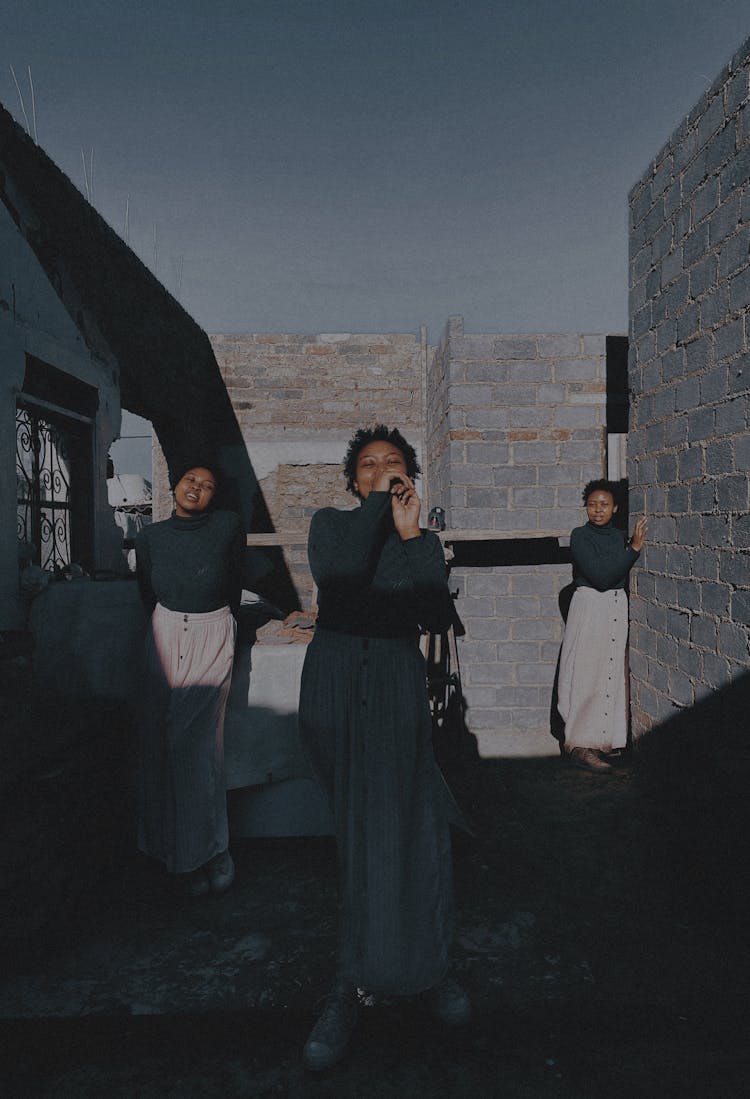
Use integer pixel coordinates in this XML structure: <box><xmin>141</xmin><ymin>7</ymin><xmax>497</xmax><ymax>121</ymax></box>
<box><xmin>628</xmin><ymin>36</ymin><xmax>750</xmax><ymax>736</ymax></box>
<box><xmin>208</xmin><ymin>331</ymin><xmax>427</xmax><ymax>608</ymax></box>
<box><xmin>426</xmin><ymin>318</ymin><xmax>611</xmax><ymax>748</ymax></box>
<box><xmin>427</xmin><ymin>317</ymin><xmax>607</xmax><ymax>532</ymax></box>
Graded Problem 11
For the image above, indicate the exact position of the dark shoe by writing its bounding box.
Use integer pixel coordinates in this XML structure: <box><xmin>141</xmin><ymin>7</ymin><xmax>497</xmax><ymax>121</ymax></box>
<box><xmin>425</xmin><ymin>977</ymin><xmax>472</xmax><ymax>1026</ymax></box>
<box><xmin>207</xmin><ymin>850</ymin><xmax>235</xmax><ymax>894</ymax></box>
<box><xmin>175</xmin><ymin>868</ymin><xmax>210</xmax><ymax>897</ymax></box>
<box><xmin>303</xmin><ymin>986</ymin><xmax>359</xmax><ymax>1071</ymax></box>
<box><xmin>569</xmin><ymin>747</ymin><xmax>612</xmax><ymax>773</ymax></box>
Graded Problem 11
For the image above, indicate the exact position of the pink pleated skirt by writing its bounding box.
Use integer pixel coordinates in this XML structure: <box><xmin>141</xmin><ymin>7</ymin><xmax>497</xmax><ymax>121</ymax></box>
<box><xmin>557</xmin><ymin>587</ymin><xmax>629</xmax><ymax>752</ymax></box>
<box><xmin>138</xmin><ymin>603</ymin><xmax>236</xmax><ymax>873</ymax></box>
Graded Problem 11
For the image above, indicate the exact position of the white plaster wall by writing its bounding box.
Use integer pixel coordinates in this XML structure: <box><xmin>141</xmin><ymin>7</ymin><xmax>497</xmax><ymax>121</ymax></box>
<box><xmin>0</xmin><ymin>203</ymin><xmax>124</xmax><ymax>628</ymax></box>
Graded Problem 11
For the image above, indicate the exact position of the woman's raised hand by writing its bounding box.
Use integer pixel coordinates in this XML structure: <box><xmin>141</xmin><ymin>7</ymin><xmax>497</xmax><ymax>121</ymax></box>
<box><xmin>631</xmin><ymin>516</ymin><xmax>648</xmax><ymax>552</ymax></box>
<box><xmin>388</xmin><ymin>475</ymin><xmax>422</xmax><ymax>539</ymax></box>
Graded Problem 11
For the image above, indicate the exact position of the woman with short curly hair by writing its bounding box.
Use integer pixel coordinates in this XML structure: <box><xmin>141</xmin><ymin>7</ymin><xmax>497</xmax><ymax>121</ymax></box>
<box><xmin>298</xmin><ymin>424</ymin><xmax>470</xmax><ymax>1070</ymax></box>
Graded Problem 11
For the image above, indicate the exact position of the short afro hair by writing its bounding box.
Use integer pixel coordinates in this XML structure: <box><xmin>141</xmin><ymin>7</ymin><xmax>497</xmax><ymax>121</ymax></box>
<box><xmin>343</xmin><ymin>425</ymin><xmax>421</xmax><ymax>497</ymax></box>
<box><xmin>168</xmin><ymin>458</ymin><xmax>221</xmax><ymax>492</ymax></box>
<box><xmin>582</xmin><ymin>478</ymin><xmax>618</xmax><ymax>505</ymax></box>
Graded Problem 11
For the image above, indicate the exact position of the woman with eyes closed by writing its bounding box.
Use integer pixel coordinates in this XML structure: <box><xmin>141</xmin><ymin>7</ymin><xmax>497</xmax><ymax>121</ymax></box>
<box><xmin>557</xmin><ymin>479</ymin><xmax>647</xmax><ymax>773</ymax></box>
<box><xmin>298</xmin><ymin>425</ymin><xmax>471</xmax><ymax>1072</ymax></box>
<box><xmin>135</xmin><ymin>460</ymin><xmax>244</xmax><ymax>896</ymax></box>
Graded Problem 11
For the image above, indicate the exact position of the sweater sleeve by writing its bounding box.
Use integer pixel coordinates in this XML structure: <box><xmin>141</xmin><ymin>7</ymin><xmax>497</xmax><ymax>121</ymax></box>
<box><xmin>226</xmin><ymin>513</ymin><xmax>245</xmax><ymax>617</ymax></box>
<box><xmin>400</xmin><ymin>532</ymin><xmax>455</xmax><ymax>633</ymax></box>
<box><xmin>308</xmin><ymin>492</ymin><xmax>393</xmax><ymax>590</ymax></box>
<box><xmin>571</xmin><ymin>526</ymin><xmax>639</xmax><ymax>591</ymax></box>
<box><xmin>134</xmin><ymin>529</ymin><xmax>157</xmax><ymax>612</ymax></box>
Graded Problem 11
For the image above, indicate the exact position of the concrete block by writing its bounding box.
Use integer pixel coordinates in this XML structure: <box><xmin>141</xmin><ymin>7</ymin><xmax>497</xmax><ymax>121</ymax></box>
<box><xmin>717</xmin><ymin>619</ymin><xmax>750</xmax><ymax>660</ymax></box>
<box><xmin>700</xmin><ymin>364</ymin><xmax>728</xmax><ymax>404</ymax></box>
<box><xmin>719</xmin><ymin>141</ymin><xmax>750</xmax><ymax>196</ymax></box>
<box><xmin>511</xmin><ymin>441</ymin><xmax>558</xmax><ymax>464</ymax></box>
<box><xmin>536</xmin><ymin>384</ymin><xmax>566</xmax><ymax>404</ymax></box>
<box><xmin>448</xmin><ymin>384</ymin><xmax>495</xmax><ymax>407</ymax></box>
<box><xmin>717</xmin><ymin>225</ymin><xmax>750</xmax><ymax>278</ymax></box>
<box><xmin>730</xmin><ymin>587</ymin><xmax>750</xmax><ymax>624</ymax></box>
<box><xmin>666</xmin><ymin>608</ymin><xmax>691</xmax><ymax>640</ymax></box>
<box><xmin>450</xmin><ymin>464</ymin><xmax>494</xmax><ymax>485</ymax></box>
<box><xmin>492</xmin><ymin>508</ymin><xmax>542</xmax><ymax>531</ymax></box>
<box><xmin>657</xmin><ymin>452</ymin><xmax>678</xmax><ymax>482</ymax></box>
<box><xmin>717</xmin><ymin>473</ymin><xmax>749</xmax><ymax>509</ymax></box>
<box><xmin>733</xmin><ymin>511</ymin><xmax>750</xmax><ymax>547</ymax></box>
<box><xmin>678</xmin><ymin>303</ymin><xmax>701</xmax><ymax>344</ymax></box>
<box><xmin>465</xmin><ymin>408</ymin><xmax>510</xmax><ymax>430</ymax></box>
<box><xmin>701</xmin><ymin>514</ymin><xmax>732</xmax><ymax>547</ymax></box>
<box><xmin>508</xmin><ymin>361</ymin><xmax>553</xmax><ymax>383</ymax></box>
<box><xmin>690</xmin><ymin>614</ymin><xmax>717</xmax><ymax>649</ymax></box>
<box><xmin>699</xmin><ymin>283</ymin><xmax>725</xmax><ymax>325</ymax></box>
<box><xmin>727</xmin><ymin>353</ymin><xmax>750</xmax><ymax>395</ymax></box>
<box><xmin>493</xmin><ymin>465</ymin><xmax>539</xmax><ymax>487</ymax></box>
<box><xmin>466</xmin><ymin>486</ymin><xmax>510</xmax><ymax>509</ymax></box>
<box><xmin>702</xmin><ymin>651</ymin><xmax>731</xmax><ymax>689</ymax></box>
<box><xmin>656</xmin><ymin>633</ymin><xmax>679</xmax><ymax>666</ymax></box>
<box><xmin>509</xmin><ymin>407</ymin><xmax>553</xmax><ymax>429</ymax></box>
<box><xmin>692</xmin><ymin>546</ymin><xmax>719</xmax><ymax>578</ymax></box>
<box><xmin>687</xmin><ymin>404</ymin><xmax>715</xmax><ymax>442</ymax></box>
<box><xmin>537</xmin><ymin>334</ymin><xmax>582</xmax><ymax>357</ymax></box>
<box><xmin>492</xmin><ymin>336</ymin><xmax>538</xmax><ymax>359</ymax></box>
<box><xmin>463</xmin><ymin>617</ymin><xmax>512</xmax><ymax>642</ymax></box>
<box><xmin>554</xmin><ymin>358</ymin><xmax>604</xmax><ymax>382</ymax></box>
<box><xmin>511</xmin><ymin>487</ymin><xmax>556</xmax><ymax>508</ymax></box>
<box><xmin>512</xmin><ymin>619</ymin><xmax>557</xmax><ymax>640</ymax></box>
<box><xmin>466</xmin><ymin>662</ymin><xmax>516</xmax><ymax>685</ymax></box>
<box><xmin>466</xmin><ymin>442</ymin><xmax>511</xmax><ymax>464</ymax></box>
<box><xmin>452</xmin><ymin>335</ymin><xmax>502</xmax><ymax>359</ymax></box>
<box><xmin>668</xmin><ymin>667</ymin><xmax>694</xmax><ymax>706</ymax></box>
<box><xmin>715</xmin><ymin>395</ymin><xmax>747</xmax><ymax>434</ymax></box>
<box><xmin>700</xmin><ymin>580</ymin><xmax>731</xmax><ymax>615</ymax></box>
<box><xmin>675</xmin><ymin>515</ymin><xmax>702</xmax><ymax>545</ymax></box>
<box><xmin>725</xmin><ymin>66</ymin><xmax>750</xmax><ymax>115</ymax></box>
<box><xmin>689</xmin><ymin>253</ymin><xmax>719</xmax><ymax>299</ymax></box>
<box><xmin>705</xmin><ymin>438</ymin><xmax>734</xmax><ymax>474</ymax></box>
<box><xmin>661</xmin><ymin>347</ymin><xmax>685</xmax><ymax>382</ymax></box>
<box><xmin>692</xmin><ymin>177</ymin><xmax>720</xmax><ymax>224</ymax></box>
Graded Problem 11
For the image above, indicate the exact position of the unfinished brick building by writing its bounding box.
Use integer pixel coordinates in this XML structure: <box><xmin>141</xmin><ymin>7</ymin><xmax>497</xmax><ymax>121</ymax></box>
<box><xmin>152</xmin><ymin>320</ymin><xmax>628</xmax><ymax>757</ymax></box>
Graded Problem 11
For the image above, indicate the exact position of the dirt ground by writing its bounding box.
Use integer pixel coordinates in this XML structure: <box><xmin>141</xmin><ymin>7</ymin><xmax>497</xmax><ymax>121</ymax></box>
<box><xmin>1</xmin><ymin>694</ymin><xmax>748</xmax><ymax>1099</ymax></box>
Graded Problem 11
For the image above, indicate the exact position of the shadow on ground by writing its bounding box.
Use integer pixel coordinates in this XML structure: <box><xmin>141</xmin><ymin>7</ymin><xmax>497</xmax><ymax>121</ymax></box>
<box><xmin>0</xmin><ymin>678</ymin><xmax>749</xmax><ymax>1096</ymax></box>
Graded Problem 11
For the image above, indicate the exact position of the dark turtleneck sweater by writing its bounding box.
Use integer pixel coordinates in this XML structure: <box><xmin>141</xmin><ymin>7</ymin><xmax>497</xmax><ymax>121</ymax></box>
<box><xmin>309</xmin><ymin>490</ymin><xmax>454</xmax><ymax>638</ymax></box>
<box><xmin>135</xmin><ymin>509</ymin><xmax>244</xmax><ymax>615</ymax></box>
<box><xmin>570</xmin><ymin>520</ymin><xmax>640</xmax><ymax>592</ymax></box>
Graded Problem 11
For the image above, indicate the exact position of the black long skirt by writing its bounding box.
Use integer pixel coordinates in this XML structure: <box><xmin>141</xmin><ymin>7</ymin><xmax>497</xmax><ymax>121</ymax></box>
<box><xmin>298</xmin><ymin>628</ymin><xmax>453</xmax><ymax>995</ymax></box>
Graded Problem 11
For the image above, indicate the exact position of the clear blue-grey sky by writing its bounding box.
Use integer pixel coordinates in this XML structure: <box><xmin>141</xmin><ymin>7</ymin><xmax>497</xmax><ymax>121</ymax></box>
<box><xmin>5</xmin><ymin>0</ymin><xmax>750</xmax><ymax>340</ymax></box>
<box><xmin>4</xmin><ymin>1</ymin><xmax>750</xmax><ymax>474</ymax></box>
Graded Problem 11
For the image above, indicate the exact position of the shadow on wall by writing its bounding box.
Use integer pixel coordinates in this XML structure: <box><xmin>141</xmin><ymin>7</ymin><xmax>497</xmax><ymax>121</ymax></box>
<box><xmin>632</xmin><ymin>671</ymin><xmax>750</xmax><ymax>916</ymax></box>
<box><xmin>634</xmin><ymin>669</ymin><xmax>750</xmax><ymax>799</ymax></box>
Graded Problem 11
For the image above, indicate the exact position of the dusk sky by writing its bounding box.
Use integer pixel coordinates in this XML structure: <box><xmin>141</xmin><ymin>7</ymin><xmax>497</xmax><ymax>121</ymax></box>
<box><xmin>4</xmin><ymin>1</ymin><xmax>750</xmax><ymax>473</ymax></box>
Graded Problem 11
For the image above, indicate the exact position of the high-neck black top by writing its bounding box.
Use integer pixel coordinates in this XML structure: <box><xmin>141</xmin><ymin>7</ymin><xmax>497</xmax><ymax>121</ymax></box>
<box><xmin>135</xmin><ymin>509</ymin><xmax>244</xmax><ymax>615</ymax></box>
<box><xmin>309</xmin><ymin>490</ymin><xmax>454</xmax><ymax>638</ymax></box>
<box><xmin>570</xmin><ymin>520</ymin><xmax>640</xmax><ymax>592</ymax></box>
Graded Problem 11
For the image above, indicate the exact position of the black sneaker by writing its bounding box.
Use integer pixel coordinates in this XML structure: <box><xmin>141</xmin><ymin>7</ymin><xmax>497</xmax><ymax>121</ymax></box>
<box><xmin>303</xmin><ymin>986</ymin><xmax>359</xmax><ymax>1071</ymax></box>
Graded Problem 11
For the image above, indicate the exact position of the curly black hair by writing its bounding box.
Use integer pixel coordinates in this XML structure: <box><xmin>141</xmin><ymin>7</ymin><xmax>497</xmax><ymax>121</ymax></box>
<box><xmin>168</xmin><ymin>458</ymin><xmax>221</xmax><ymax>492</ymax></box>
<box><xmin>343</xmin><ymin>425</ymin><xmax>421</xmax><ymax>497</ymax></box>
<box><xmin>582</xmin><ymin>478</ymin><xmax>618</xmax><ymax>505</ymax></box>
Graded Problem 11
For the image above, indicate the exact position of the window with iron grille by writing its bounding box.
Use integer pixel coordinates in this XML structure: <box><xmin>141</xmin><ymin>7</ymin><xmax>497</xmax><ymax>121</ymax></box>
<box><xmin>16</xmin><ymin>357</ymin><xmax>96</xmax><ymax>571</ymax></box>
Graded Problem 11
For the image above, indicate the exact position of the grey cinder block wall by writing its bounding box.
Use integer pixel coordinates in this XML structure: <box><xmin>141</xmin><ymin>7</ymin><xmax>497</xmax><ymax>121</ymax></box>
<box><xmin>154</xmin><ymin>322</ymin><xmax>616</xmax><ymax>751</ymax></box>
<box><xmin>628</xmin><ymin>35</ymin><xmax>750</xmax><ymax>737</ymax></box>
<box><xmin>426</xmin><ymin>317</ymin><xmax>612</xmax><ymax>752</ymax></box>
<box><xmin>208</xmin><ymin>331</ymin><xmax>427</xmax><ymax>608</ymax></box>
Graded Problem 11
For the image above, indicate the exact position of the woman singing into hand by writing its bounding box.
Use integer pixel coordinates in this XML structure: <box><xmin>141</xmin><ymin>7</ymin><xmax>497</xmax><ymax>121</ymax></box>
<box><xmin>299</xmin><ymin>425</ymin><xmax>471</xmax><ymax>1071</ymax></box>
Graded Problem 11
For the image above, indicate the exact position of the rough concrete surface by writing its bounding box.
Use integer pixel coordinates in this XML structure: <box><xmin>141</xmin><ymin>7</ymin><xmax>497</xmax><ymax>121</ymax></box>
<box><xmin>0</xmin><ymin>679</ymin><xmax>748</xmax><ymax>1097</ymax></box>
